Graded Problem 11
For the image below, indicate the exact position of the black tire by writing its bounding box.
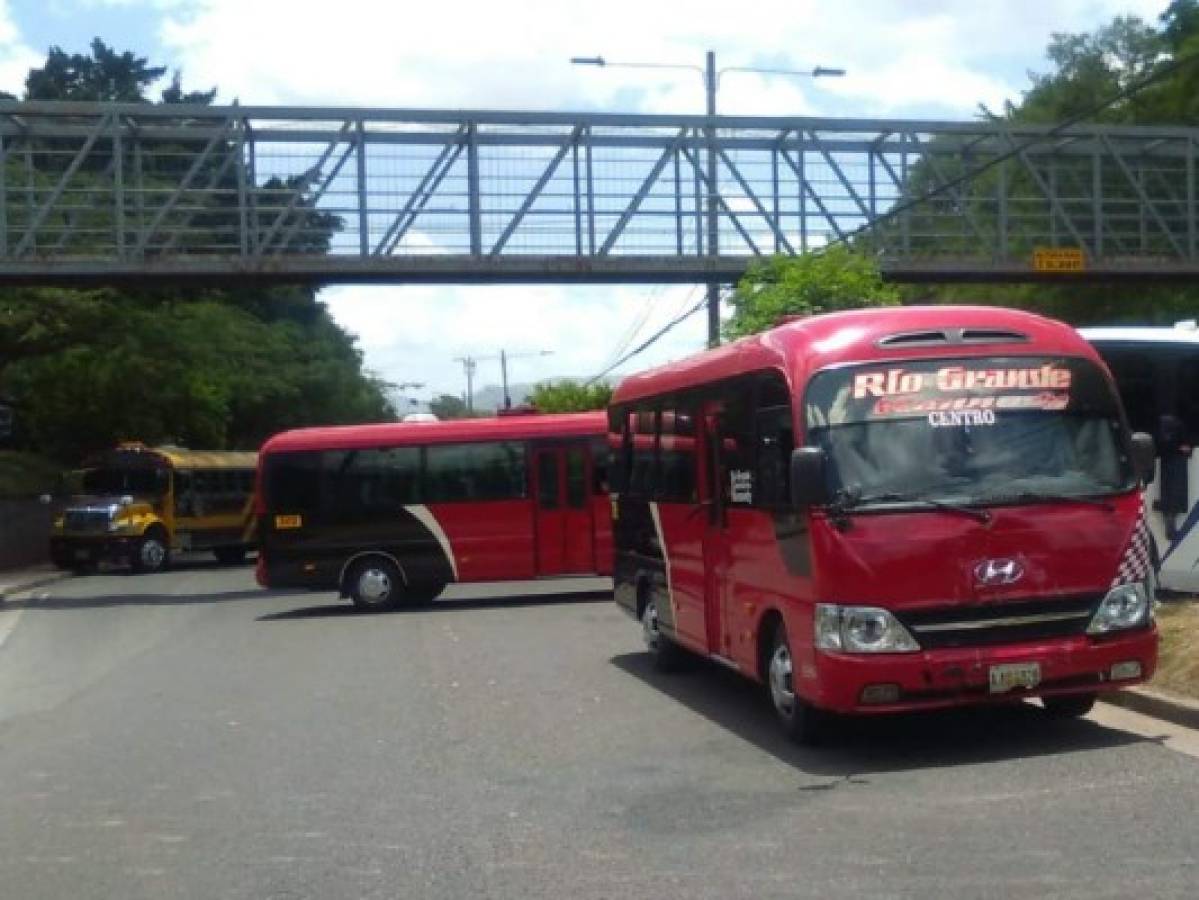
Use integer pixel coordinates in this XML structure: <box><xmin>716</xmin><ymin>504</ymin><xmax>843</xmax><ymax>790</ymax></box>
<box><xmin>131</xmin><ymin>530</ymin><xmax>170</xmax><ymax>574</ymax></box>
<box><xmin>213</xmin><ymin>546</ymin><xmax>247</xmax><ymax>566</ymax></box>
<box><xmin>641</xmin><ymin>592</ymin><xmax>686</xmax><ymax>672</ymax></box>
<box><xmin>1042</xmin><ymin>693</ymin><xmax>1097</xmax><ymax>719</ymax></box>
<box><xmin>345</xmin><ymin>557</ymin><xmax>405</xmax><ymax>611</ymax></box>
<box><xmin>766</xmin><ymin>621</ymin><xmax>826</xmax><ymax>744</ymax></box>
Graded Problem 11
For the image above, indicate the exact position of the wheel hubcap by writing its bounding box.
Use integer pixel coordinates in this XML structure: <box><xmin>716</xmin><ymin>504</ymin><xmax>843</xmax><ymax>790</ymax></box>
<box><xmin>641</xmin><ymin>600</ymin><xmax>661</xmax><ymax>651</ymax></box>
<box><xmin>141</xmin><ymin>540</ymin><xmax>165</xmax><ymax>568</ymax></box>
<box><xmin>769</xmin><ymin>643</ymin><xmax>796</xmax><ymax>716</ymax></box>
<box><xmin>358</xmin><ymin>568</ymin><xmax>392</xmax><ymax>604</ymax></box>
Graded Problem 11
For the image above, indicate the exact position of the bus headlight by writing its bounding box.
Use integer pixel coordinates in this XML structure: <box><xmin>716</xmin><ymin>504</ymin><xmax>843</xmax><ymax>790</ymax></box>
<box><xmin>1087</xmin><ymin>581</ymin><xmax>1152</xmax><ymax>635</ymax></box>
<box><xmin>815</xmin><ymin>604</ymin><xmax>920</xmax><ymax>654</ymax></box>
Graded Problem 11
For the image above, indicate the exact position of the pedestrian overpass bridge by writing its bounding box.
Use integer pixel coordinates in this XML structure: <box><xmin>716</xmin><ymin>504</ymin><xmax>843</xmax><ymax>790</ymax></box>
<box><xmin>1</xmin><ymin>100</ymin><xmax>1197</xmax><ymax>285</ymax></box>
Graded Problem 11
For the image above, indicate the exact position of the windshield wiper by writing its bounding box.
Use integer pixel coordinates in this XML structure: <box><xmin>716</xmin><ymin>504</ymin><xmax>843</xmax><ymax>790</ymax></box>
<box><xmin>978</xmin><ymin>490</ymin><xmax>1116</xmax><ymax>512</ymax></box>
<box><xmin>844</xmin><ymin>490</ymin><xmax>993</xmax><ymax>524</ymax></box>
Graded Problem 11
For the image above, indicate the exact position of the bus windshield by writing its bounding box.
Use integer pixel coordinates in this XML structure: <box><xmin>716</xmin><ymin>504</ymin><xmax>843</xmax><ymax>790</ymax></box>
<box><xmin>81</xmin><ymin>466</ymin><xmax>166</xmax><ymax>497</ymax></box>
<box><xmin>804</xmin><ymin>356</ymin><xmax>1135</xmax><ymax>507</ymax></box>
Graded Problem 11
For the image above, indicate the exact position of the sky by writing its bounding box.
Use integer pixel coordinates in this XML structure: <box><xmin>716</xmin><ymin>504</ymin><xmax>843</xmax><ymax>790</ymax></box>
<box><xmin>0</xmin><ymin>0</ymin><xmax>1175</xmax><ymax>408</ymax></box>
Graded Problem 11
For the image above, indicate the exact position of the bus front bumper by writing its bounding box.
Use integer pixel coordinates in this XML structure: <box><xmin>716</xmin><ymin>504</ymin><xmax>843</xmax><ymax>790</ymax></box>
<box><xmin>805</xmin><ymin>627</ymin><xmax>1158</xmax><ymax>715</ymax></box>
<box><xmin>50</xmin><ymin>535</ymin><xmax>138</xmax><ymax>567</ymax></box>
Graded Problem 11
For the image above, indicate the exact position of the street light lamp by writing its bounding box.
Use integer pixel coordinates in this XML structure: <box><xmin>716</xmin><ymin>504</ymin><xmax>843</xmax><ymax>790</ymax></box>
<box><xmin>572</xmin><ymin>51</ymin><xmax>844</xmax><ymax>348</ymax></box>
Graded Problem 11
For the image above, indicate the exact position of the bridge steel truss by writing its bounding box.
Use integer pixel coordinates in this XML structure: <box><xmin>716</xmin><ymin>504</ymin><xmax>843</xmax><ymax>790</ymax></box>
<box><xmin>1</xmin><ymin>100</ymin><xmax>1198</xmax><ymax>284</ymax></box>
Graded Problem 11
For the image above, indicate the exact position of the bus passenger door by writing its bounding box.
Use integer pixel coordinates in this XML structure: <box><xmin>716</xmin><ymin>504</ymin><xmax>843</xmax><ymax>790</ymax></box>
<box><xmin>533</xmin><ymin>445</ymin><xmax>595</xmax><ymax>576</ymax></box>
<box><xmin>701</xmin><ymin>408</ymin><xmax>731</xmax><ymax>657</ymax></box>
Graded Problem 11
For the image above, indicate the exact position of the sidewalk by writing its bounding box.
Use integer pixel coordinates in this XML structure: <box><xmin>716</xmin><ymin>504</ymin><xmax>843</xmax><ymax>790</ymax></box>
<box><xmin>0</xmin><ymin>565</ymin><xmax>68</xmax><ymax>601</ymax></box>
<box><xmin>1101</xmin><ymin>685</ymin><xmax>1199</xmax><ymax>731</ymax></box>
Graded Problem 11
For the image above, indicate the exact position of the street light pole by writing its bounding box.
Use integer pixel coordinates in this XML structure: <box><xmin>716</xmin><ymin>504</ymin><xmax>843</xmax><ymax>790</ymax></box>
<box><xmin>704</xmin><ymin>50</ymin><xmax>719</xmax><ymax>349</ymax></box>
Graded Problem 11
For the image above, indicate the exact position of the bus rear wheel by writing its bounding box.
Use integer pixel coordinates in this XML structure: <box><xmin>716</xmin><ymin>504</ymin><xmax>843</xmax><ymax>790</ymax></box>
<box><xmin>767</xmin><ymin>622</ymin><xmax>826</xmax><ymax>745</ymax></box>
<box><xmin>213</xmin><ymin>546</ymin><xmax>247</xmax><ymax>566</ymax></box>
<box><xmin>641</xmin><ymin>593</ymin><xmax>685</xmax><ymax>672</ymax></box>
<box><xmin>346</xmin><ymin>557</ymin><xmax>405</xmax><ymax>611</ymax></box>
<box><xmin>131</xmin><ymin>530</ymin><xmax>170</xmax><ymax>574</ymax></box>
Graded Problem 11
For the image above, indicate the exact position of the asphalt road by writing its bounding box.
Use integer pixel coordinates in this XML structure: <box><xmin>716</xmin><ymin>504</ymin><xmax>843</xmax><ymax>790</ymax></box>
<box><xmin>2</xmin><ymin>560</ymin><xmax>1198</xmax><ymax>900</ymax></box>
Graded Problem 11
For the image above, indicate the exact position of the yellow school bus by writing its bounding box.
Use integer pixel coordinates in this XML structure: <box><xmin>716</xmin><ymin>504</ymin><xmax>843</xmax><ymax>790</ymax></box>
<box><xmin>49</xmin><ymin>442</ymin><xmax>258</xmax><ymax>573</ymax></box>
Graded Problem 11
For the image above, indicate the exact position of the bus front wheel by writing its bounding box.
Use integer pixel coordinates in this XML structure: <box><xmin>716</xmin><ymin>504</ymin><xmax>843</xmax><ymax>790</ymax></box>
<box><xmin>1042</xmin><ymin>693</ymin><xmax>1097</xmax><ymax>719</ymax></box>
<box><xmin>346</xmin><ymin>557</ymin><xmax>404</xmax><ymax>611</ymax></box>
<box><xmin>131</xmin><ymin>530</ymin><xmax>170</xmax><ymax>574</ymax></box>
<box><xmin>767</xmin><ymin>622</ymin><xmax>826</xmax><ymax>745</ymax></box>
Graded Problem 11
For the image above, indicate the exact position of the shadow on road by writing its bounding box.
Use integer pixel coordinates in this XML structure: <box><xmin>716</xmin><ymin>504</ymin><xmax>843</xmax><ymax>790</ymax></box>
<box><xmin>258</xmin><ymin>591</ymin><xmax>613</xmax><ymax>621</ymax></box>
<box><xmin>610</xmin><ymin>651</ymin><xmax>1153</xmax><ymax>777</ymax></box>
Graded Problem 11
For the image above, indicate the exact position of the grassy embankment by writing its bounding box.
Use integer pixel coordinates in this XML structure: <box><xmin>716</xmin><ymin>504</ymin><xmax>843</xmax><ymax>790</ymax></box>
<box><xmin>1153</xmin><ymin>601</ymin><xmax>1199</xmax><ymax>700</ymax></box>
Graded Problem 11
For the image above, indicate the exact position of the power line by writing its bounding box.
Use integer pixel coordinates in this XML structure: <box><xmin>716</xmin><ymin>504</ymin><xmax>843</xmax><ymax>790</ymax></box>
<box><xmin>586</xmin><ymin>291</ymin><xmax>710</xmax><ymax>385</ymax></box>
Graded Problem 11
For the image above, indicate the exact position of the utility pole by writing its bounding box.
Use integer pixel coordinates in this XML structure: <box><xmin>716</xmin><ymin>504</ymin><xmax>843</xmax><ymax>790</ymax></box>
<box><xmin>454</xmin><ymin>356</ymin><xmax>478</xmax><ymax>412</ymax></box>
<box><xmin>454</xmin><ymin>349</ymin><xmax>552</xmax><ymax>412</ymax></box>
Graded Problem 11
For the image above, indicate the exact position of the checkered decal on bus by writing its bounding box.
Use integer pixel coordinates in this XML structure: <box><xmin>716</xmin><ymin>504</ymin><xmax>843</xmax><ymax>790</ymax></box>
<box><xmin>1111</xmin><ymin>495</ymin><xmax>1153</xmax><ymax>588</ymax></box>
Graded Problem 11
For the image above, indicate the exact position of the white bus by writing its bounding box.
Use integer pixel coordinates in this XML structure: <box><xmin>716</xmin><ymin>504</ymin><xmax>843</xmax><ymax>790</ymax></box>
<box><xmin>1082</xmin><ymin>322</ymin><xmax>1199</xmax><ymax>592</ymax></box>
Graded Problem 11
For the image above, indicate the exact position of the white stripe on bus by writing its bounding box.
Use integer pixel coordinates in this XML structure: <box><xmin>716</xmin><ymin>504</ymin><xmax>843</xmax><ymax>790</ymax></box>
<box><xmin>648</xmin><ymin>501</ymin><xmax>673</xmax><ymax>607</ymax></box>
<box><xmin>403</xmin><ymin>504</ymin><xmax>459</xmax><ymax>581</ymax></box>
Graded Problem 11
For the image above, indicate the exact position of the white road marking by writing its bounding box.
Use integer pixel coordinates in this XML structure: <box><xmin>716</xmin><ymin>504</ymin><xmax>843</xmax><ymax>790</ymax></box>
<box><xmin>0</xmin><ymin>601</ymin><xmax>25</xmax><ymax>651</ymax></box>
<box><xmin>1091</xmin><ymin>701</ymin><xmax>1199</xmax><ymax>760</ymax></box>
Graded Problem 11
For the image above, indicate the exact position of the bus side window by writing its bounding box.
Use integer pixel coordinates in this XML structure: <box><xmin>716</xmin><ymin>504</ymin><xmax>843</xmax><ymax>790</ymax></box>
<box><xmin>175</xmin><ymin>471</ymin><xmax>195</xmax><ymax>517</ymax></box>
<box><xmin>606</xmin><ymin>408</ymin><xmax>627</xmax><ymax>494</ymax></box>
<box><xmin>756</xmin><ymin>372</ymin><xmax>794</xmax><ymax>508</ymax></box>
<box><xmin>659</xmin><ymin>400</ymin><xmax>698</xmax><ymax>503</ymax></box>
<box><xmin>591</xmin><ymin>436</ymin><xmax>611</xmax><ymax>494</ymax></box>
<box><xmin>715</xmin><ymin>379</ymin><xmax>756</xmax><ymax>507</ymax></box>
<box><xmin>627</xmin><ymin>407</ymin><xmax>658</xmax><ymax>498</ymax></box>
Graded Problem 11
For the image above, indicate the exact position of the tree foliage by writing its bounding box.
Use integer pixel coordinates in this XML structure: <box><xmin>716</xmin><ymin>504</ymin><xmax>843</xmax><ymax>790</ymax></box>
<box><xmin>0</xmin><ymin>40</ymin><xmax>389</xmax><ymax>463</ymax></box>
<box><xmin>907</xmin><ymin>3</ymin><xmax>1199</xmax><ymax>323</ymax></box>
<box><xmin>428</xmin><ymin>394</ymin><xmax>472</xmax><ymax>420</ymax></box>
<box><xmin>724</xmin><ymin>247</ymin><xmax>900</xmax><ymax>339</ymax></box>
<box><xmin>528</xmin><ymin>380</ymin><xmax>613</xmax><ymax>413</ymax></box>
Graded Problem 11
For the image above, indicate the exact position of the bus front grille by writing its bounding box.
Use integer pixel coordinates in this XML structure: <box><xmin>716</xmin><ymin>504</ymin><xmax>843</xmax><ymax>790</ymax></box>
<box><xmin>898</xmin><ymin>595</ymin><xmax>1100</xmax><ymax>650</ymax></box>
<box><xmin>64</xmin><ymin>509</ymin><xmax>112</xmax><ymax>533</ymax></box>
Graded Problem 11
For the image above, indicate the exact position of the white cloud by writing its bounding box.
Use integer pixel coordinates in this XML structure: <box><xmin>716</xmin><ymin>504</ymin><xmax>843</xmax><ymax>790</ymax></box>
<box><xmin>322</xmin><ymin>282</ymin><xmax>708</xmax><ymax>404</ymax></box>
<box><xmin>0</xmin><ymin>1</ymin><xmax>42</xmax><ymax>96</ymax></box>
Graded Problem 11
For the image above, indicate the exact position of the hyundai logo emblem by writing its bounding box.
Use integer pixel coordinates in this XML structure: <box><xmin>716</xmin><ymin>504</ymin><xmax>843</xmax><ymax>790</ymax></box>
<box><xmin>973</xmin><ymin>558</ymin><xmax>1025</xmax><ymax>586</ymax></box>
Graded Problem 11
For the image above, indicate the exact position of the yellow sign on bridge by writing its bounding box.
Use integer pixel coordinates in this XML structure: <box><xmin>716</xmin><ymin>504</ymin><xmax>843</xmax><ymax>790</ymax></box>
<box><xmin>1033</xmin><ymin>247</ymin><xmax>1086</xmax><ymax>273</ymax></box>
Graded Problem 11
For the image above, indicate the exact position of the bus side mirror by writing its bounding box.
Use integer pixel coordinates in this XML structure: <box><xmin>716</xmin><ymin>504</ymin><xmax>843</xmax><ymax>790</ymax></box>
<box><xmin>1131</xmin><ymin>432</ymin><xmax>1156</xmax><ymax>485</ymax></box>
<box><xmin>790</xmin><ymin>447</ymin><xmax>830</xmax><ymax>508</ymax></box>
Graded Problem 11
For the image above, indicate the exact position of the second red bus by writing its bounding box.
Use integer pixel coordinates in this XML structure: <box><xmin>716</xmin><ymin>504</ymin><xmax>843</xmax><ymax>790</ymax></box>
<box><xmin>256</xmin><ymin>412</ymin><xmax>611</xmax><ymax>608</ymax></box>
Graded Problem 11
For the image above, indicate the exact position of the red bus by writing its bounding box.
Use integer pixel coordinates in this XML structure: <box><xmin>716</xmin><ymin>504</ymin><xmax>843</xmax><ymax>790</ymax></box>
<box><xmin>610</xmin><ymin>306</ymin><xmax>1159</xmax><ymax>742</ymax></box>
<box><xmin>256</xmin><ymin>412</ymin><xmax>611</xmax><ymax>608</ymax></box>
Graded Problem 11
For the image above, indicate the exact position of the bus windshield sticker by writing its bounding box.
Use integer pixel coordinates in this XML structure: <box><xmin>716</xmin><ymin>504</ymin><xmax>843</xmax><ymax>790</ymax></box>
<box><xmin>847</xmin><ymin>362</ymin><xmax>1074</xmax><ymax>425</ymax></box>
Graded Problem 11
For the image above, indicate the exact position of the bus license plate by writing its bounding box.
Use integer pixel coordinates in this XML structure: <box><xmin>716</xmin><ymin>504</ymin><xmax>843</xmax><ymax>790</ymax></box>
<box><xmin>989</xmin><ymin>662</ymin><xmax>1041</xmax><ymax>694</ymax></box>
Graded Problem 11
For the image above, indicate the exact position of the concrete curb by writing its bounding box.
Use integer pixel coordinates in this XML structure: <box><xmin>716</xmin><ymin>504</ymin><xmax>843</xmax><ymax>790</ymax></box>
<box><xmin>1100</xmin><ymin>686</ymin><xmax>1199</xmax><ymax>731</ymax></box>
<box><xmin>0</xmin><ymin>569</ymin><xmax>69</xmax><ymax>602</ymax></box>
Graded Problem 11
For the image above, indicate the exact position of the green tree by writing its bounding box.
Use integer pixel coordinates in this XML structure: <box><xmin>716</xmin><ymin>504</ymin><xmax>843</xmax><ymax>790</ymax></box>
<box><xmin>528</xmin><ymin>380</ymin><xmax>612</xmax><ymax>412</ymax></box>
<box><xmin>25</xmin><ymin>39</ymin><xmax>172</xmax><ymax>102</ymax></box>
<box><xmin>428</xmin><ymin>394</ymin><xmax>472</xmax><ymax>419</ymax></box>
<box><xmin>0</xmin><ymin>41</ymin><xmax>388</xmax><ymax>462</ymax></box>
<box><xmin>724</xmin><ymin>247</ymin><xmax>900</xmax><ymax>340</ymax></box>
